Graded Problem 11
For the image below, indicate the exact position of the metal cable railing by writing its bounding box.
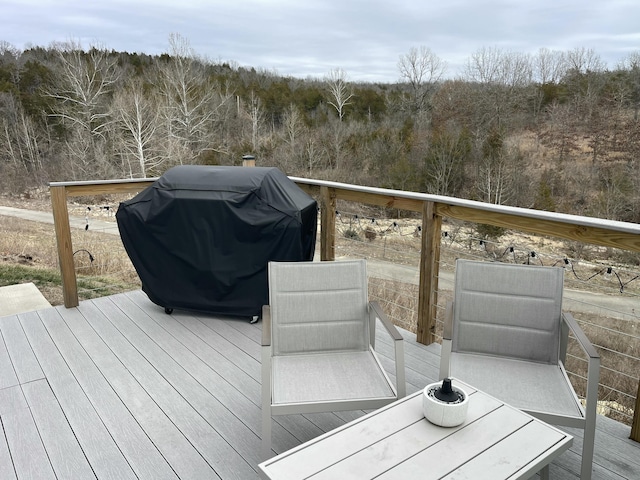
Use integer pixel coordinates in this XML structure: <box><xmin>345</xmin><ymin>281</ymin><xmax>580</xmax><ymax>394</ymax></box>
<box><xmin>45</xmin><ymin>179</ymin><xmax>640</xmax><ymax>436</ymax></box>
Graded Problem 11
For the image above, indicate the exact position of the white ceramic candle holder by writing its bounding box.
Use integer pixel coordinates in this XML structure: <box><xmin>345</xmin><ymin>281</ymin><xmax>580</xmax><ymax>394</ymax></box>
<box><xmin>422</xmin><ymin>379</ymin><xmax>469</xmax><ymax>427</ymax></box>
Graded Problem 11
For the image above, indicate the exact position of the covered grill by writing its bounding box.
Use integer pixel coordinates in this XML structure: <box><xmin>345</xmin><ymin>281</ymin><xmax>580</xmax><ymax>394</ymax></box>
<box><xmin>116</xmin><ymin>165</ymin><xmax>317</xmax><ymax>317</ymax></box>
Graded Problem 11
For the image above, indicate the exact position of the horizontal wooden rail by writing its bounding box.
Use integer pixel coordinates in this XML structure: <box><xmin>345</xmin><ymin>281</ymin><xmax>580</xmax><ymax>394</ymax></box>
<box><xmin>289</xmin><ymin>177</ymin><xmax>640</xmax><ymax>251</ymax></box>
<box><xmin>49</xmin><ymin>175</ymin><xmax>640</xmax><ymax>441</ymax></box>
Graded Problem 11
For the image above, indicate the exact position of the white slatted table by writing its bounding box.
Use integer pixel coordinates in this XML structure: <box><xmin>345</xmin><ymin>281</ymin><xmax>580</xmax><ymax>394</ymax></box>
<box><xmin>258</xmin><ymin>379</ymin><xmax>572</xmax><ymax>480</ymax></box>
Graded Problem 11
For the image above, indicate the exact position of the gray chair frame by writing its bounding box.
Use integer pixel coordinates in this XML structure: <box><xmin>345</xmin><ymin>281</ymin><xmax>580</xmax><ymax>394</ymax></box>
<box><xmin>261</xmin><ymin>259</ymin><xmax>406</xmax><ymax>459</ymax></box>
<box><xmin>440</xmin><ymin>259</ymin><xmax>600</xmax><ymax>480</ymax></box>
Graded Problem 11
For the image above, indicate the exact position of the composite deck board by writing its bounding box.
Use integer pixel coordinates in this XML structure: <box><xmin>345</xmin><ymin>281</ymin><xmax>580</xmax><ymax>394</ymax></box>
<box><xmin>0</xmin><ymin>289</ymin><xmax>637</xmax><ymax>479</ymax></box>
<box><xmin>126</xmin><ymin>292</ymin><xmax>335</xmax><ymax>450</ymax></box>
<box><xmin>124</xmin><ymin>296</ymin><xmax>310</xmax><ymax>455</ymax></box>
<box><xmin>0</xmin><ymin>319</ymin><xmax>19</xmax><ymax>389</ymax></box>
<box><xmin>124</xmin><ymin>291</ymin><xmax>354</xmax><ymax>453</ymax></box>
<box><xmin>63</xmin><ymin>301</ymin><xmax>219</xmax><ymax>480</ymax></box>
<box><xmin>22</xmin><ymin>379</ymin><xmax>96</xmax><ymax>479</ymax></box>
<box><xmin>119</xmin><ymin>288</ymin><xmax>316</xmax><ymax>462</ymax></box>
<box><xmin>3</xmin><ymin>405</ymin><xmax>56</xmax><ymax>479</ymax></box>
<box><xmin>166</xmin><ymin>304</ymin><xmax>262</xmax><ymax>382</ymax></box>
<box><xmin>104</xmin><ymin>293</ymin><xmax>272</xmax><ymax>469</ymax></box>
<box><xmin>0</xmin><ymin>384</ymin><xmax>26</xmax><ymax>417</ymax></box>
<box><xmin>0</xmin><ymin>314</ymin><xmax>44</xmax><ymax>384</ymax></box>
<box><xmin>18</xmin><ymin>309</ymin><xmax>138</xmax><ymax>480</ymax></box>
<box><xmin>86</xmin><ymin>295</ymin><xmax>256</xmax><ymax>479</ymax></box>
<box><xmin>37</xmin><ymin>306</ymin><xmax>179</xmax><ymax>480</ymax></box>
<box><xmin>0</xmin><ymin>423</ymin><xmax>16</xmax><ymax>480</ymax></box>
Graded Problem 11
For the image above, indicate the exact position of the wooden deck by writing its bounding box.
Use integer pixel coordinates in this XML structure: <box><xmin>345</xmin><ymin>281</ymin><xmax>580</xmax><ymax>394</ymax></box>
<box><xmin>1</xmin><ymin>290</ymin><xmax>638</xmax><ymax>479</ymax></box>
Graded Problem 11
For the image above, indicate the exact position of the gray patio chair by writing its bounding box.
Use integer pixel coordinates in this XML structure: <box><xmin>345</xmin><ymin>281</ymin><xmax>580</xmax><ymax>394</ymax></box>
<box><xmin>261</xmin><ymin>259</ymin><xmax>406</xmax><ymax>459</ymax></box>
<box><xmin>440</xmin><ymin>259</ymin><xmax>600</xmax><ymax>480</ymax></box>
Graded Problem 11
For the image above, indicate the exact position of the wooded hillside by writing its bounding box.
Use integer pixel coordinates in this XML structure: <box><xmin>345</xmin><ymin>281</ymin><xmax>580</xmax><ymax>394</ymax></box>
<box><xmin>1</xmin><ymin>36</ymin><xmax>639</xmax><ymax>223</ymax></box>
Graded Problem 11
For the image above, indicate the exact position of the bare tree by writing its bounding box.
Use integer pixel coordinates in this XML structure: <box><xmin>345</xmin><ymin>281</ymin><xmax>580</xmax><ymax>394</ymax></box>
<box><xmin>461</xmin><ymin>48</ymin><xmax>534</xmax><ymax>206</ymax></box>
<box><xmin>539</xmin><ymin>101</ymin><xmax>579</xmax><ymax>164</ymax></box>
<box><xmin>593</xmin><ymin>164</ymin><xmax>634</xmax><ymax>221</ymax></box>
<box><xmin>45</xmin><ymin>40</ymin><xmax>119</xmax><ymax>178</ymax></box>
<box><xmin>112</xmin><ymin>78</ymin><xmax>162</xmax><ymax>178</ymax></box>
<box><xmin>280</xmin><ymin>103</ymin><xmax>304</xmax><ymax>153</ymax></box>
<box><xmin>466</xmin><ymin>47</ymin><xmax>533</xmax><ymax>87</ymax></box>
<box><xmin>563</xmin><ymin>47</ymin><xmax>606</xmax><ymax>120</ymax></box>
<box><xmin>397</xmin><ymin>46</ymin><xmax>446</xmax><ymax>121</ymax></box>
<box><xmin>0</xmin><ymin>41</ymin><xmax>21</xmax><ymax>87</ymax></box>
<box><xmin>304</xmin><ymin>133</ymin><xmax>326</xmax><ymax>174</ymax></box>
<box><xmin>245</xmin><ymin>90</ymin><xmax>264</xmax><ymax>151</ymax></box>
<box><xmin>156</xmin><ymin>33</ymin><xmax>232</xmax><ymax>165</ymax></box>
<box><xmin>474</xmin><ymin>129</ymin><xmax>521</xmax><ymax>206</ymax></box>
<box><xmin>565</xmin><ymin>47</ymin><xmax>605</xmax><ymax>74</ymax></box>
<box><xmin>477</xmin><ymin>153</ymin><xmax>511</xmax><ymax>205</ymax></box>
<box><xmin>47</xmin><ymin>41</ymin><xmax>119</xmax><ymax>136</ymax></box>
<box><xmin>530</xmin><ymin>48</ymin><xmax>567</xmax><ymax>119</ymax></box>
<box><xmin>0</xmin><ymin>40</ymin><xmax>19</xmax><ymax>56</ymax></box>
<box><xmin>322</xmin><ymin>69</ymin><xmax>354</xmax><ymax>170</ymax></box>
<box><xmin>423</xmin><ymin>127</ymin><xmax>468</xmax><ymax>196</ymax></box>
<box><xmin>464</xmin><ymin>47</ymin><xmax>533</xmax><ymax>130</ymax></box>
<box><xmin>532</xmin><ymin>48</ymin><xmax>567</xmax><ymax>84</ymax></box>
<box><xmin>618</xmin><ymin>51</ymin><xmax>640</xmax><ymax>121</ymax></box>
<box><xmin>325</xmin><ymin>68</ymin><xmax>354</xmax><ymax>121</ymax></box>
<box><xmin>0</xmin><ymin>93</ymin><xmax>43</xmax><ymax>177</ymax></box>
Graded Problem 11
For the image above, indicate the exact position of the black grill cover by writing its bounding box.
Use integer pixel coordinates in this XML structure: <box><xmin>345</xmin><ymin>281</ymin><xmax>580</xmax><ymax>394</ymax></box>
<box><xmin>116</xmin><ymin>165</ymin><xmax>317</xmax><ymax>316</ymax></box>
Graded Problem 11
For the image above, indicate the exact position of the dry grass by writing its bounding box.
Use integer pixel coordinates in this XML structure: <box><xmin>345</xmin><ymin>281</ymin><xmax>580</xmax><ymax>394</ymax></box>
<box><xmin>0</xmin><ymin>209</ymin><xmax>139</xmax><ymax>305</ymax></box>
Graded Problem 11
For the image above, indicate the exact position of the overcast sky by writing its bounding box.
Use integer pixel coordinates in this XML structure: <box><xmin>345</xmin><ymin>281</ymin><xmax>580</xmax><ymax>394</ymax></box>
<box><xmin>3</xmin><ymin>0</ymin><xmax>639</xmax><ymax>83</ymax></box>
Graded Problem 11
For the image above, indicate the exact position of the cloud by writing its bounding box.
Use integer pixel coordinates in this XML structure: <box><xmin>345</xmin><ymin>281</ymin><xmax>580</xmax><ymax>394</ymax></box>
<box><xmin>2</xmin><ymin>0</ymin><xmax>639</xmax><ymax>82</ymax></box>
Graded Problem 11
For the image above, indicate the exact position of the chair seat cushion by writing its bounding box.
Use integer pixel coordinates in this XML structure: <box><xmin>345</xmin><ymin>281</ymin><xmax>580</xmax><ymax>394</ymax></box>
<box><xmin>450</xmin><ymin>353</ymin><xmax>585</xmax><ymax>420</ymax></box>
<box><xmin>272</xmin><ymin>351</ymin><xmax>395</xmax><ymax>405</ymax></box>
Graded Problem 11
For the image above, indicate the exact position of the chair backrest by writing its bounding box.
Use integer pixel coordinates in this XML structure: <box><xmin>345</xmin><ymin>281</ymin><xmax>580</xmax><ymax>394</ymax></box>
<box><xmin>268</xmin><ymin>260</ymin><xmax>369</xmax><ymax>356</ymax></box>
<box><xmin>452</xmin><ymin>259</ymin><xmax>564</xmax><ymax>364</ymax></box>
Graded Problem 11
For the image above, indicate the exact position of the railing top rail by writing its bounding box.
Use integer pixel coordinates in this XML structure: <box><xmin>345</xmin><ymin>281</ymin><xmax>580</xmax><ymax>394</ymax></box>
<box><xmin>290</xmin><ymin>177</ymin><xmax>640</xmax><ymax>236</ymax></box>
<box><xmin>49</xmin><ymin>176</ymin><xmax>640</xmax><ymax>236</ymax></box>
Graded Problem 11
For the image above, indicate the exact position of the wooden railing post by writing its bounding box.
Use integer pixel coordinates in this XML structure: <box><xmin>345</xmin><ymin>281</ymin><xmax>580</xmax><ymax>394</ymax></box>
<box><xmin>50</xmin><ymin>185</ymin><xmax>79</xmax><ymax>307</ymax></box>
<box><xmin>242</xmin><ymin>154</ymin><xmax>256</xmax><ymax>167</ymax></box>
<box><xmin>320</xmin><ymin>186</ymin><xmax>336</xmax><ymax>261</ymax></box>
<box><xmin>416</xmin><ymin>201</ymin><xmax>442</xmax><ymax>345</ymax></box>
<box><xmin>632</xmin><ymin>380</ymin><xmax>640</xmax><ymax>441</ymax></box>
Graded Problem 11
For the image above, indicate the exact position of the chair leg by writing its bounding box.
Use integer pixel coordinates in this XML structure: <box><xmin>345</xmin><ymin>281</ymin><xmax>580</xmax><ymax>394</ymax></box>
<box><xmin>539</xmin><ymin>465</ymin><xmax>549</xmax><ymax>480</ymax></box>
<box><xmin>261</xmin><ymin>344</ymin><xmax>274</xmax><ymax>460</ymax></box>
<box><xmin>262</xmin><ymin>408</ymin><xmax>272</xmax><ymax>460</ymax></box>
<box><xmin>580</xmin><ymin>417</ymin><xmax>596</xmax><ymax>480</ymax></box>
<box><xmin>580</xmin><ymin>356</ymin><xmax>600</xmax><ymax>480</ymax></box>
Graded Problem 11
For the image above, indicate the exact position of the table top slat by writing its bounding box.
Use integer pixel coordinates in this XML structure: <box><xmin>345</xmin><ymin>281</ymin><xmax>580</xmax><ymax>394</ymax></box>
<box><xmin>442</xmin><ymin>421</ymin><xmax>571</xmax><ymax>479</ymax></box>
<box><xmin>262</xmin><ymin>387</ymin><xmax>482</xmax><ymax>480</ymax></box>
<box><xmin>259</xmin><ymin>379</ymin><xmax>574</xmax><ymax>480</ymax></box>
<box><xmin>312</xmin><ymin>405</ymin><xmax>530</xmax><ymax>480</ymax></box>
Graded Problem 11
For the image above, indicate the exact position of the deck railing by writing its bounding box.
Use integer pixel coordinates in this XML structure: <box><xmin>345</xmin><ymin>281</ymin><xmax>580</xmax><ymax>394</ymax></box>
<box><xmin>49</xmin><ymin>176</ymin><xmax>640</xmax><ymax>440</ymax></box>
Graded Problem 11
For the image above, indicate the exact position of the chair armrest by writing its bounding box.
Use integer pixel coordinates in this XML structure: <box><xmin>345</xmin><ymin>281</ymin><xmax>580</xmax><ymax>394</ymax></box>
<box><xmin>562</xmin><ymin>311</ymin><xmax>600</xmax><ymax>479</ymax></box>
<box><xmin>262</xmin><ymin>305</ymin><xmax>271</xmax><ymax>347</ymax></box>
<box><xmin>369</xmin><ymin>301</ymin><xmax>403</xmax><ymax>341</ymax></box>
<box><xmin>562</xmin><ymin>312</ymin><xmax>599</xmax><ymax>360</ymax></box>
<box><xmin>369</xmin><ymin>301</ymin><xmax>406</xmax><ymax>398</ymax></box>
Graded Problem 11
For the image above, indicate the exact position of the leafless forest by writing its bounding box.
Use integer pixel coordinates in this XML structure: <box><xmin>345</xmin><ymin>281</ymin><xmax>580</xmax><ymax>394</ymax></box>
<box><xmin>1</xmin><ymin>35</ymin><xmax>639</xmax><ymax>224</ymax></box>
